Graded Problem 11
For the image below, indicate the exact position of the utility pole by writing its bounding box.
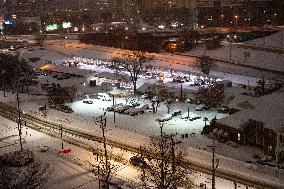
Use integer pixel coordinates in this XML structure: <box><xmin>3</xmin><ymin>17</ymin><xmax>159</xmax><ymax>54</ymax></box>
<box><xmin>60</xmin><ymin>125</ymin><xmax>63</xmax><ymax>149</ymax></box>
<box><xmin>139</xmin><ymin>145</ymin><xmax>147</xmax><ymax>189</ymax></box>
<box><xmin>170</xmin><ymin>134</ymin><xmax>176</xmax><ymax>173</ymax></box>
<box><xmin>1</xmin><ymin>70</ymin><xmax>5</xmax><ymax>97</ymax></box>
<box><xmin>17</xmin><ymin>92</ymin><xmax>23</xmax><ymax>151</ymax></box>
<box><xmin>229</xmin><ymin>39</ymin><xmax>232</xmax><ymax>61</ymax></box>
<box><xmin>180</xmin><ymin>83</ymin><xmax>183</xmax><ymax>101</ymax></box>
<box><xmin>208</xmin><ymin>145</ymin><xmax>219</xmax><ymax>189</ymax></box>
<box><xmin>94</xmin><ymin>115</ymin><xmax>110</xmax><ymax>189</ymax></box>
<box><xmin>160</xmin><ymin>123</ymin><xmax>165</xmax><ymax>189</ymax></box>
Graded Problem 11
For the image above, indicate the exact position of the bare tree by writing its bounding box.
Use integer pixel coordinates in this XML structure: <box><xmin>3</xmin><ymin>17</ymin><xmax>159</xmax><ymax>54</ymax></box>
<box><xmin>94</xmin><ymin>115</ymin><xmax>122</xmax><ymax>189</ymax></box>
<box><xmin>140</xmin><ymin>125</ymin><xmax>193</xmax><ymax>189</ymax></box>
<box><xmin>121</xmin><ymin>51</ymin><xmax>150</xmax><ymax>95</ymax></box>
<box><xmin>196</xmin><ymin>55</ymin><xmax>215</xmax><ymax>75</ymax></box>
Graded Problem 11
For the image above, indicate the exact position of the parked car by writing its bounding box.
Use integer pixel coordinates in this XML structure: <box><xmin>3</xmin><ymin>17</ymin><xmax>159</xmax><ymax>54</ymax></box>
<box><xmin>107</xmin><ymin>103</ymin><xmax>123</xmax><ymax>111</ymax></box>
<box><xmin>97</xmin><ymin>93</ymin><xmax>111</xmax><ymax>101</ymax></box>
<box><xmin>217</xmin><ymin>106</ymin><xmax>230</xmax><ymax>113</ymax></box>
<box><xmin>136</xmin><ymin>104</ymin><xmax>149</xmax><ymax>113</ymax></box>
<box><xmin>171</xmin><ymin>109</ymin><xmax>182</xmax><ymax>116</ymax></box>
<box><xmin>83</xmin><ymin>100</ymin><xmax>93</xmax><ymax>104</ymax></box>
<box><xmin>115</xmin><ymin>105</ymin><xmax>130</xmax><ymax>113</ymax></box>
<box><xmin>130</xmin><ymin>156</ymin><xmax>148</xmax><ymax>169</ymax></box>
<box><xmin>156</xmin><ymin>114</ymin><xmax>173</xmax><ymax>122</ymax></box>
<box><xmin>124</xmin><ymin>107</ymin><xmax>138</xmax><ymax>115</ymax></box>
<box><xmin>196</xmin><ymin>104</ymin><xmax>209</xmax><ymax>111</ymax></box>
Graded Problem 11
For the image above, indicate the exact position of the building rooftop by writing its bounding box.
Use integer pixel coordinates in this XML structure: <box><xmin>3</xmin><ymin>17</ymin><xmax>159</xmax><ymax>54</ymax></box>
<box><xmin>217</xmin><ymin>89</ymin><xmax>284</xmax><ymax>133</ymax></box>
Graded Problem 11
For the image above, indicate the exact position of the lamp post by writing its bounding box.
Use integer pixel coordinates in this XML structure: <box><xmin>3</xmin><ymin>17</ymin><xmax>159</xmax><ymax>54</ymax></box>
<box><xmin>234</xmin><ymin>15</ymin><xmax>239</xmax><ymax>31</ymax></box>
<box><xmin>1</xmin><ymin>69</ymin><xmax>5</xmax><ymax>97</ymax></box>
<box><xmin>94</xmin><ymin>115</ymin><xmax>109</xmax><ymax>189</ymax></box>
<box><xmin>273</xmin><ymin>13</ymin><xmax>277</xmax><ymax>26</ymax></box>
<box><xmin>221</xmin><ymin>14</ymin><xmax>224</xmax><ymax>28</ymax></box>
<box><xmin>227</xmin><ymin>35</ymin><xmax>232</xmax><ymax>61</ymax></box>
<box><xmin>17</xmin><ymin>92</ymin><xmax>23</xmax><ymax>151</ymax></box>
<box><xmin>208</xmin><ymin>145</ymin><xmax>219</xmax><ymax>189</ymax></box>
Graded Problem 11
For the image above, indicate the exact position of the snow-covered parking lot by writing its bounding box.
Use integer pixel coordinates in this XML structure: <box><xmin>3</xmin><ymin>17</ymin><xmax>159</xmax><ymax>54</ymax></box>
<box><xmin>70</xmin><ymin>97</ymin><xmax>227</xmax><ymax>137</ymax></box>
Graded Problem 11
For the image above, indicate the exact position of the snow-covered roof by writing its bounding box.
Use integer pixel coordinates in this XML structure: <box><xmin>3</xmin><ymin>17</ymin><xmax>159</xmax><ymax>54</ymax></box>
<box><xmin>95</xmin><ymin>72</ymin><xmax>131</xmax><ymax>82</ymax></box>
<box><xmin>227</xmin><ymin>94</ymin><xmax>256</xmax><ymax>111</ymax></box>
<box><xmin>217</xmin><ymin>90</ymin><xmax>284</xmax><ymax>133</ymax></box>
<box><xmin>38</xmin><ymin>63</ymin><xmax>90</xmax><ymax>76</ymax></box>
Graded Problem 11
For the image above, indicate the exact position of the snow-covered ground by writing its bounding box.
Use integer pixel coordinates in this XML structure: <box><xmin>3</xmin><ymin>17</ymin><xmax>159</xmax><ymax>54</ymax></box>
<box><xmin>0</xmin><ymin>116</ymin><xmax>256</xmax><ymax>189</ymax></box>
<box><xmin>245</xmin><ymin>29</ymin><xmax>284</xmax><ymax>49</ymax></box>
<box><xmin>1</xmin><ymin>38</ymin><xmax>284</xmax><ymax>188</ymax></box>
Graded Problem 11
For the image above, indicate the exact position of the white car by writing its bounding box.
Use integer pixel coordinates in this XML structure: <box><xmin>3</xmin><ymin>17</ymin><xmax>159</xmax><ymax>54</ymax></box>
<box><xmin>124</xmin><ymin>107</ymin><xmax>137</xmax><ymax>114</ymax></box>
<box><xmin>115</xmin><ymin>105</ymin><xmax>129</xmax><ymax>113</ymax></box>
<box><xmin>97</xmin><ymin>93</ymin><xmax>111</xmax><ymax>101</ymax></box>
<box><xmin>135</xmin><ymin>104</ymin><xmax>149</xmax><ymax>113</ymax></box>
<box><xmin>156</xmin><ymin>114</ymin><xmax>173</xmax><ymax>122</ymax></box>
<box><xmin>196</xmin><ymin>104</ymin><xmax>209</xmax><ymax>111</ymax></box>
<box><xmin>107</xmin><ymin>103</ymin><xmax>123</xmax><ymax>111</ymax></box>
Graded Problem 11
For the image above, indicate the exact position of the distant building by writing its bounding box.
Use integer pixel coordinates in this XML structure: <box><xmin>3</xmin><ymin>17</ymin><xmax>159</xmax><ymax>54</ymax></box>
<box><xmin>197</xmin><ymin>0</ymin><xmax>284</xmax><ymax>28</ymax></box>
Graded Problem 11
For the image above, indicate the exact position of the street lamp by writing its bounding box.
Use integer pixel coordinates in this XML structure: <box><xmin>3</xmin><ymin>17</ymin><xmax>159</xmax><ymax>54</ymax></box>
<box><xmin>273</xmin><ymin>13</ymin><xmax>277</xmax><ymax>26</ymax></box>
<box><xmin>1</xmin><ymin>69</ymin><xmax>5</xmax><ymax>97</ymax></box>
<box><xmin>227</xmin><ymin>35</ymin><xmax>232</xmax><ymax>60</ymax></box>
<box><xmin>221</xmin><ymin>14</ymin><xmax>224</xmax><ymax>28</ymax></box>
<box><xmin>234</xmin><ymin>15</ymin><xmax>239</xmax><ymax>31</ymax></box>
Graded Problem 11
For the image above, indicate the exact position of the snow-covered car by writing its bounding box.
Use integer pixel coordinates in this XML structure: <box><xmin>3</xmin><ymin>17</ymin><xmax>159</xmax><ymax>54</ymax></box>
<box><xmin>124</xmin><ymin>107</ymin><xmax>136</xmax><ymax>114</ymax></box>
<box><xmin>189</xmin><ymin>116</ymin><xmax>201</xmax><ymax>121</ymax></box>
<box><xmin>115</xmin><ymin>105</ymin><xmax>130</xmax><ymax>113</ymax></box>
<box><xmin>141</xmin><ymin>94</ymin><xmax>149</xmax><ymax>99</ymax></box>
<box><xmin>97</xmin><ymin>93</ymin><xmax>111</xmax><ymax>101</ymax></box>
<box><xmin>136</xmin><ymin>104</ymin><xmax>149</xmax><ymax>113</ymax></box>
<box><xmin>107</xmin><ymin>103</ymin><xmax>123</xmax><ymax>111</ymax></box>
<box><xmin>217</xmin><ymin>106</ymin><xmax>230</xmax><ymax>113</ymax></box>
<box><xmin>195</xmin><ymin>104</ymin><xmax>209</xmax><ymax>111</ymax></box>
<box><xmin>156</xmin><ymin>114</ymin><xmax>173</xmax><ymax>122</ymax></box>
<box><xmin>171</xmin><ymin>109</ymin><xmax>182</xmax><ymax>116</ymax></box>
<box><xmin>83</xmin><ymin>100</ymin><xmax>93</xmax><ymax>104</ymax></box>
<box><xmin>152</xmin><ymin>96</ymin><xmax>161</xmax><ymax>102</ymax></box>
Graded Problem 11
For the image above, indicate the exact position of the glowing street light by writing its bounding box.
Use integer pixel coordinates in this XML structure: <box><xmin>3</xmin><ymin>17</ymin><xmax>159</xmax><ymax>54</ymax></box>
<box><xmin>234</xmin><ymin>15</ymin><xmax>239</xmax><ymax>31</ymax></box>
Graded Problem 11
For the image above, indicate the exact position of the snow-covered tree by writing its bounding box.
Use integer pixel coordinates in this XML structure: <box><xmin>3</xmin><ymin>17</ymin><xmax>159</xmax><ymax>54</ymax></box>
<box><xmin>47</xmin><ymin>86</ymin><xmax>77</xmax><ymax>105</ymax></box>
<box><xmin>195</xmin><ymin>82</ymin><xmax>225</xmax><ymax>107</ymax></box>
<box><xmin>0</xmin><ymin>54</ymin><xmax>34</xmax><ymax>93</ymax></box>
<box><xmin>196</xmin><ymin>55</ymin><xmax>215</xmax><ymax>75</ymax></box>
<box><xmin>93</xmin><ymin>115</ymin><xmax>123</xmax><ymax>189</ymax></box>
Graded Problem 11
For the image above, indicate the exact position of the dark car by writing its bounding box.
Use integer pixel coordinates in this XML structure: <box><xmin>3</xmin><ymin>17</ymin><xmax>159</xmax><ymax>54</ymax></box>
<box><xmin>171</xmin><ymin>109</ymin><xmax>182</xmax><ymax>116</ymax></box>
<box><xmin>83</xmin><ymin>100</ymin><xmax>93</xmax><ymax>104</ymax></box>
<box><xmin>130</xmin><ymin>156</ymin><xmax>148</xmax><ymax>169</ymax></box>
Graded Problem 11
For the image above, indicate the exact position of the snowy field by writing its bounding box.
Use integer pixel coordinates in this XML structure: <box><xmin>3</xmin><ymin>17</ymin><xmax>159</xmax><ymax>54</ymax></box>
<box><xmin>245</xmin><ymin>29</ymin><xmax>284</xmax><ymax>49</ymax></box>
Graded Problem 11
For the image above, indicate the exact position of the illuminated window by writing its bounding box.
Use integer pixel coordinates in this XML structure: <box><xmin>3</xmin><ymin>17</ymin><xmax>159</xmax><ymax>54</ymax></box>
<box><xmin>238</xmin><ymin>133</ymin><xmax>241</xmax><ymax>141</ymax></box>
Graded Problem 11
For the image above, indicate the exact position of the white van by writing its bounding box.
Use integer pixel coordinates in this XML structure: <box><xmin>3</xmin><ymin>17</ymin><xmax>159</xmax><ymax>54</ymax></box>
<box><xmin>97</xmin><ymin>93</ymin><xmax>111</xmax><ymax>101</ymax></box>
